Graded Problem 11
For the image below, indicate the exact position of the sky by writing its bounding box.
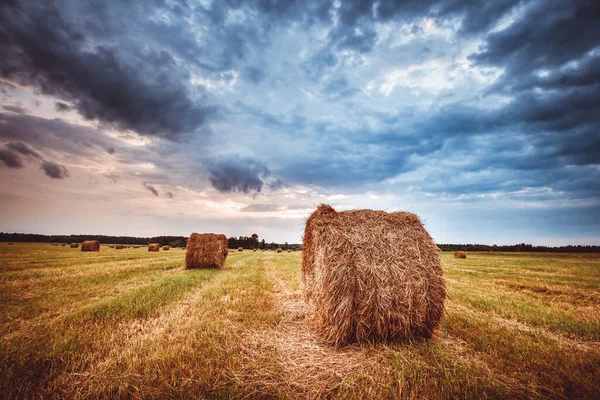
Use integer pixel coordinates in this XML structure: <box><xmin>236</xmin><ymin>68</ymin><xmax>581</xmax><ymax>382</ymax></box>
<box><xmin>0</xmin><ymin>0</ymin><xmax>599</xmax><ymax>245</ymax></box>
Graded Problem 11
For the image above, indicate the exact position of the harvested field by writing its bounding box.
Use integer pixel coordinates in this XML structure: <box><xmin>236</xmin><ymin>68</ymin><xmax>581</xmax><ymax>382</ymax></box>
<box><xmin>0</xmin><ymin>243</ymin><xmax>599</xmax><ymax>399</ymax></box>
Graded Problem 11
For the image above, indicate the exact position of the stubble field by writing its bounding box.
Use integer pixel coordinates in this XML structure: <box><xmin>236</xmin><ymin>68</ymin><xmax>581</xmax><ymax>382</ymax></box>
<box><xmin>0</xmin><ymin>243</ymin><xmax>599</xmax><ymax>399</ymax></box>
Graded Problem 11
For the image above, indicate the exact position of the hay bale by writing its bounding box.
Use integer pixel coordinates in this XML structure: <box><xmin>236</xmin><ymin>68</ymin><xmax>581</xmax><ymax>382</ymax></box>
<box><xmin>454</xmin><ymin>251</ymin><xmax>466</xmax><ymax>259</ymax></box>
<box><xmin>148</xmin><ymin>243</ymin><xmax>160</xmax><ymax>252</ymax></box>
<box><xmin>185</xmin><ymin>233</ymin><xmax>228</xmax><ymax>269</ymax></box>
<box><xmin>70</xmin><ymin>243</ymin><xmax>79</xmax><ymax>248</ymax></box>
<box><xmin>302</xmin><ymin>204</ymin><xmax>445</xmax><ymax>346</ymax></box>
<box><xmin>133</xmin><ymin>246</ymin><xmax>140</xmax><ymax>249</ymax></box>
<box><xmin>81</xmin><ymin>240</ymin><xmax>100</xmax><ymax>252</ymax></box>
<box><xmin>276</xmin><ymin>248</ymin><xmax>282</xmax><ymax>253</ymax></box>
<box><xmin>238</xmin><ymin>247</ymin><xmax>243</xmax><ymax>252</ymax></box>
<box><xmin>115</xmin><ymin>244</ymin><xmax>124</xmax><ymax>250</ymax></box>
<box><xmin>8</xmin><ymin>242</ymin><xmax>14</xmax><ymax>245</ymax></box>
<box><xmin>163</xmin><ymin>245</ymin><xmax>170</xmax><ymax>251</ymax></box>
<box><xmin>253</xmin><ymin>248</ymin><xmax>257</xmax><ymax>252</ymax></box>
<box><xmin>61</xmin><ymin>244</ymin><xmax>66</xmax><ymax>246</ymax></box>
<box><xmin>287</xmin><ymin>249</ymin><xmax>291</xmax><ymax>253</ymax></box>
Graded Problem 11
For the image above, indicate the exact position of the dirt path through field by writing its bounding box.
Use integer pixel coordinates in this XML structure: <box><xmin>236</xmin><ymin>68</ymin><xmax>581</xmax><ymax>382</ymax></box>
<box><xmin>231</xmin><ymin>254</ymin><xmax>398</xmax><ymax>399</ymax></box>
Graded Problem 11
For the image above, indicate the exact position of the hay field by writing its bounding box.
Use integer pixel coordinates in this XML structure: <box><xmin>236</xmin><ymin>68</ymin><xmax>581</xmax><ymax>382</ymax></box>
<box><xmin>1</xmin><ymin>243</ymin><xmax>599</xmax><ymax>399</ymax></box>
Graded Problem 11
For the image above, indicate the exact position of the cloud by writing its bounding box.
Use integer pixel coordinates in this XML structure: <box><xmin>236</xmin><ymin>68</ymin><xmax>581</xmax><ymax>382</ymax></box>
<box><xmin>41</xmin><ymin>161</ymin><xmax>69</xmax><ymax>179</ymax></box>
<box><xmin>6</xmin><ymin>142</ymin><xmax>42</xmax><ymax>160</ymax></box>
<box><xmin>0</xmin><ymin>1</ymin><xmax>215</xmax><ymax>139</ymax></box>
<box><xmin>208</xmin><ymin>156</ymin><xmax>269</xmax><ymax>194</ymax></box>
<box><xmin>240</xmin><ymin>203</ymin><xmax>280</xmax><ymax>212</ymax></box>
<box><xmin>143</xmin><ymin>182</ymin><xmax>159</xmax><ymax>196</ymax></box>
<box><xmin>0</xmin><ymin>147</ymin><xmax>23</xmax><ymax>168</ymax></box>
<box><xmin>55</xmin><ymin>102</ymin><xmax>72</xmax><ymax>112</ymax></box>
<box><xmin>0</xmin><ymin>141</ymin><xmax>43</xmax><ymax>169</ymax></box>
<box><xmin>107</xmin><ymin>147</ymin><xmax>115</xmax><ymax>155</ymax></box>
<box><xmin>2</xmin><ymin>105</ymin><xmax>28</xmax><ymax>114</ymax></box>
<box><xmin>244</xmin><ymin>66</ymin><xmax>266</xmax><ymax>84</ymax></box>
<box><xmin>104</xmin><ymin>173</ymin><xmax>120</xmax><ymax>183</ymax></box>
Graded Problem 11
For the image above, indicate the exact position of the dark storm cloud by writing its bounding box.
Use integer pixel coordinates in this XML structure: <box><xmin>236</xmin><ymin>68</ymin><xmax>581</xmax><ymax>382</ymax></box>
<box><xmin>0</xmin><ymin>1</ymin><xmax>214</xmax><ymax>139</ymax></box>
<box><xmin>0</xmin><ymin>141</ymin><xmax>44</xmax><ymax>169</ymax></box>
<box><xmin>107</xmin><ymin>147</ymin><xmax>115</xmax><ymax>155</ymax></box>
<box><xmin>208</xmin><ymin>156</ymin><xmax>269</xmax><ymax>194</ymax></box>
<box><xmin>472</xmin><ymin>1</ymin><xmax>600</xmax><ymax>77</ymax></box>
<box><xmin>143</xmin><ymin>182</ymin><xmax>159</xmax><ymax>196</ymax></box>
<box><xmin>0</xmin><ymin>147</ymin><xmax>23</xmax><ymax>168</ymax></box>
<box><xmin>6</xmin><ymin>142</ymin><xmax>42</xmax><ymax>160</ymax></box>
<box><xmin>2</xmin><ymin>105</ymin><xmax>28</xmax><ymax>114</ymax></box>
<box><xmin>0</xmin><ymin>112</ymin><xmax>114</xmax><ymax>160</ymax></box>
<box><xmin>55</xmin><ymin>102</ymin><xmax>72</xmax><ymax>112</ymax></box>
<box><xmin>41</xmin><ymin>161</ymin><xmax>69</xmax><ymax>179</ymax></box>
<box><xmin>325</xmin><ymin>0</ymin><xmax>522</xmax><ymax>54</ymax></box>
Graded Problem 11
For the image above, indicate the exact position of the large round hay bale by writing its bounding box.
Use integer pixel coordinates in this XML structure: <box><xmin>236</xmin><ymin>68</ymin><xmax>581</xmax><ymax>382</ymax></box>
<box><xmin>253</xmin><ymin>248</ymin><xmax>257</xmax><ymax>252</ymax></box>
<box><xmin>237</xmin><ymin>247</ymin><xmax>243</xmax><ymax>252</ymax></box>
<box><xmin>115</xmin><ymin>244</ymin><xmax>124</xmax><ymax>250</ymax></box>
<box><xmin>81</xmin><ymin>240</ymin><xmax>100</xmax><ymax>252</ymax></box>
<box><xmin>8</xmin><ymin>242</ymin><xmax>14</xmax><ymax>245</ymax></box>
<box><xmin>276</xmin><ymin>248</ymin><xmax>282</xmax><ymax>253</ymax></box>
<box><xmin>148</xmin><ymin>243</ymin><xmax>160</xmax><ymax>252</ymax></box>
<box><xmin>163</xmin><ymin>245</ymin><xmax>171</xmax><ymax>251</ymax></box>
<box><xmin>454</xmin><ymin>251</ymin><xmax>466</xmax><ymax>259</ymax></box>
<box><xmin>302</xmin><ymin>204</ymin><xmax>445</xmax><ymax>346</ymax></box>
<box><xmin>70</xmin><ymin>243</ymin><xmax>79</xmax><ymax>248</ymax></box>
<box><xmin>185</xmin><ymin>233</ymin><xmax>228</xmax><ymax>269</ymax></box>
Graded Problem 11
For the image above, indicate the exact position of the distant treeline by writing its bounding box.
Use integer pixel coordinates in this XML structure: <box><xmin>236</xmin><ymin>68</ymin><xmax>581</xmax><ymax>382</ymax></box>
<box><xmin>438</xmin><ymin>243</ymin><xmax>600</xmax><ymax>253</ymax></box>
<box><xmin>1</xmin><ymin>233</ymin><xmax>598</xmax><ymax>252</ymax></box>
<box><xmin>0</xmin><ymin>232</ymin><xmax>301</xmax><ymax>250</ymax></box>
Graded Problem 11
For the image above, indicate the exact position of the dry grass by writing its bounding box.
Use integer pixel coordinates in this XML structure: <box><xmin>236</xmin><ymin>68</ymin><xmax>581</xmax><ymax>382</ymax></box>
<box><xmin>0</xmin><ymin>244</ymin><xmax>599</xmax><ymax>399</ymax></box>
<box><xmin>302</xmin><ymin>205</ymin><xmax>445</xmax><ymax>345</ymax></box>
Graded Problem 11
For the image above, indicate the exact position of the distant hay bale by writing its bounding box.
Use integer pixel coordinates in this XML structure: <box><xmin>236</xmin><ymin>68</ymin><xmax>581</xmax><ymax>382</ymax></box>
<box><xmin>302</xmin><ymin>204</ymin><xmax>446</xmax><ymax>346</ymax></box>
<box><xmin>287</xmin><ymin>249</ymin><xmax>291</xmax><ymax>253</ymax></box>
<box><xmin>148</xmin><ymin>243</ymin><xmax>160</xmax><ymax>252</ymax></box>
<box><xmin>163</xmin><ymin>245</ymin><xmax>170</xmax><ymax>251</ymax></box>
<box><xmin>185</xmin><ymin>233</ymin><xmax>228</xmax><ymax>269</ymax></box>
<box><xmin>81</xmin><ymin>240</ymin><xmax>100</xmax><ymax>252</ymax></box>
<box><xmin>115</xmin><ymin>244</ymin><xmax>124</xmax><ymax>250</ymax></box>
<box><xmin>61</xmin><ymin>244</ymin><xmax>66</xmax><ymax>246</ymax></box>
<box><xmin>70</xmin><ymin>243</ymin><xmax>79</xmax><ymax>248</ymax></box>
<box><xmin>454</xmin><ymin>251</ymin><xmax>466</xmax><ymax>259</ymax></box>
<box><xmin>276</xmin><ymin>248</ymin><xmax>282</xmax><ymax>253</ymax></box>
<box><xmin>238</xmin><ymin>247</ymin><xmax>243</xmax><ymax>252</ymax></box>
<box><xmin>133</xmin><ymin>246</ymin><xmax>140</xmax><ymax>249</ymax></box>
<box><xmin>253</xmin><ymin>248</ymin><xmax>257</xmax><ymax>252</ymax></box>
<box><xmin>108</xmin><ymin>245</ymin><xmax>115</xmax><ymax>248</ymax></box>
<box><xmin>8</xmin><ymin>242</ymin><xmax>14</xmax><ymax>245</ymax></box>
